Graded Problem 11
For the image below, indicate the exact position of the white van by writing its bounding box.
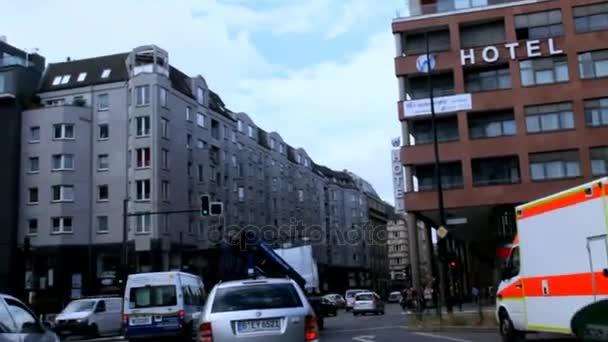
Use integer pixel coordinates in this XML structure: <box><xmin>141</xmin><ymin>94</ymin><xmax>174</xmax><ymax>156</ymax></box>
<box><xmin>123</xmin><ymin>272</ymin><xmax>205</xmax><ymax>341</ymax></box>
<box><xmin>54</xmin><ymin>297</ymin><xmax>122</xmax><ymax>339</ymax></box>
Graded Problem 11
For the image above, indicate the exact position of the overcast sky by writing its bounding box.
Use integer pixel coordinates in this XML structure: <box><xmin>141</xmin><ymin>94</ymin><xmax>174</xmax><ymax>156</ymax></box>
<box><xmin>2</xmin><ymin>0</ymin><xmax>404</xmax><ymax>203</ymax></box>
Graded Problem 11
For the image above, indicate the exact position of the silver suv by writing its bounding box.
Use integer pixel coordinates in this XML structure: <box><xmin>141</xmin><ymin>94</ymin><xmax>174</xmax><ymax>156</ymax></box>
<box><xmin>197</xmin><ymin>278</ymin><xmax>319</xmax><ymax>342</ymax></box>
<box><xmin>0</xmin><ymin>293</ymin><xmax>59</xmax><ymax>342</ymax></box>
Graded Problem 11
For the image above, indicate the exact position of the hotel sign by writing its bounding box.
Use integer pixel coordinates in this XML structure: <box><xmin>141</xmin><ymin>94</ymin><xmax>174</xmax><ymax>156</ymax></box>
<box><xmin>460</xmin><ymin>38</ymin><xmax>563</xmax><ymax>66</ymax></box>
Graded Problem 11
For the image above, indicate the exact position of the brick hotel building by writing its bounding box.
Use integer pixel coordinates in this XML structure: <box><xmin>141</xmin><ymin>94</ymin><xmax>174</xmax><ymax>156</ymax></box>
<box><xmin>393</xmin><ymin>0</ymin><xmax>608</xmax><ymax>286</ymax></box>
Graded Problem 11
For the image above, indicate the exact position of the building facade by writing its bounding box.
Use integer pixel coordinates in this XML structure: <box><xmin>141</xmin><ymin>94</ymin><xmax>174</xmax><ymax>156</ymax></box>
<box><xmin>18</xmin><ymin>45</ymin><xmax>382</xmax><ymax>307</ymax></box>
<box><xmin>393</xmin><ymin>0</ymin><xmax>608</xmax><ymax>287</ymax></box>
<box><xmin>0</xmin><ymin>38</ymin><xmax>45</xmax><ymax>294</ymax></box>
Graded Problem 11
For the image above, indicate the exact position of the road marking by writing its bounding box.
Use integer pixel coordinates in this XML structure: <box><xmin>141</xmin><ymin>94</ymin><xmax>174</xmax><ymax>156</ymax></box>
<box><xmin>412</xmin><ymin>332</ymin><xmax>473</xmax><ymax>342</ymax></box>
<box><xmin>323</xmin><ymin>325</ymin><xmax>404</xmax><ymax>334</ymax></box>
<box><xmin>352</xmin><ymin>335</ymin><xmax>375</xmax><ymax>342</ymax></box>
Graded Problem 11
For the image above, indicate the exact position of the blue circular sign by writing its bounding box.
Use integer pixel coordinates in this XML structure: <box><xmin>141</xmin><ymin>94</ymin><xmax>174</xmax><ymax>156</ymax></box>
<box><xmin>416</xmin><ymin>54</ymin><xmax>436</xmax><ymax>73</ymax></box>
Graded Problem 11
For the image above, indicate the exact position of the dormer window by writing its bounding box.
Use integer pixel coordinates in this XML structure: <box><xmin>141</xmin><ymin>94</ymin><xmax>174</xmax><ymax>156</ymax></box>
<box><xmin>197</xmin><ymin>87</ymin><xmax>205</xmax><ymax>105</ymax></box>
<box><xmin>51</xmin><ymin>76</ymin><xmax>62</xmax><ymax>86</ymax></box>
<box><xmin>101</xmin><ymin>69</ymin><xmax>111</xmax><ymax>78</ymax></box>
<box><xmin>77</xmin><ymin>72</ymin><xmax>87</xmax><ymax>82</ymax></box>
<box><xmin>60</xmin><ymin>75</ymin><xmax>71</xmax><ymax>84</ymax></box>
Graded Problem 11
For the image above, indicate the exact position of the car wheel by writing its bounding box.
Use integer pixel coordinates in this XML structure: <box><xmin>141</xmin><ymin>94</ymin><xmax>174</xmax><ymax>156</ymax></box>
<box><xmin>499</xmin><ymin>311</ymin><xmax>525</xmax><ymax>342</ymax></box>
<box><xmin>381</xmin><ymin>310</ymin><xmax>385</xmax><ymax>315</ymax></box>
<box><xmin>89</xmin><ymin>324</ymin><xmax>99</xmax><ymax>338</ymax></box>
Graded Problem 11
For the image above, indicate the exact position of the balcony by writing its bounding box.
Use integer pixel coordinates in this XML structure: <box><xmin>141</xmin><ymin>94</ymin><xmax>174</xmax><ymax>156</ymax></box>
<box><xmin>395</xmin><ymin>0</ymin><xmax>548</xmax><ymax>20</ymax></box>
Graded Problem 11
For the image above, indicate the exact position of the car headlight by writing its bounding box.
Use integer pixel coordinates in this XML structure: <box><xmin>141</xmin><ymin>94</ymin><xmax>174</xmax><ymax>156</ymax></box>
<box><xmin>76</xmin><ymin>318</ymin><xmax>88</xmax><ymax>324</ymax></box>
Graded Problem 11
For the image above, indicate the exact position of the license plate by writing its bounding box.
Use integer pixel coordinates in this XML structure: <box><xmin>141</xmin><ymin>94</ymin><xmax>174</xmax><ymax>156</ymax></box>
<box><xmin>130</xmin><ymin>316</ymin><xmax>152</xmax><ymax>326</ymax></box>
<box><xmin>237</xmin><ymin>318</ymin><xmax>281</xmax><ymax>333</ymax></box>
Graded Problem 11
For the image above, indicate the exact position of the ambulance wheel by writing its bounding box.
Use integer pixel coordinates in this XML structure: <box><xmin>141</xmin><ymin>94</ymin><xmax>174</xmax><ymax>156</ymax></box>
<box><xmin>499</xmin><ymin>311</ymin><xmax>525</xmax><ymax>342</ymax></box>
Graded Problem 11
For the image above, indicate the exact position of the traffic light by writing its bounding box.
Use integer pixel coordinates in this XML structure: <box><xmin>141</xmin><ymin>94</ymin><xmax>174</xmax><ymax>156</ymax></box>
<box><xmin>200</xmin><ymin>195</ymin><xmax>210</xmax><ymax>216</ymax></box>
<box><xmin>449</xmin><ymin>260</ymin><xmax>457</xmax><ymax>268</ymax></box>
<box><xmin>210</xmin><ymin>202</ymin><xmax>223</xmax><ymax>216</ymax></box>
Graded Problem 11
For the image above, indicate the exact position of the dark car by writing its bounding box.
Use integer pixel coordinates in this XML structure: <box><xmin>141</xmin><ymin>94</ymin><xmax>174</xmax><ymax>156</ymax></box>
<box><xmin>307</xmin><ymin>295</ymin><xmax>338</xmax><ymax>330</ymax></box>
<box><xmin>0</xmin><ymin>293</ymin><xmax>60</xmax><ymax>342</ymax></box>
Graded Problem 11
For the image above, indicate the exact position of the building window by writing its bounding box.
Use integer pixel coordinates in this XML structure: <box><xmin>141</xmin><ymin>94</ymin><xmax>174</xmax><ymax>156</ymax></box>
<box><xmin>136</xmin><ymin>179</ymin><xmax>151</xmax><ymax>200</ymax></box>
<box><xmin>161</xmin><ymin>118</ymin><xmax>169</xmax><ymax>139</ymax></box>
<box><xmin>464</xmin><ymin>65</ymin><xmax>511</xmax><ymax>92</ymax></box>
<box><xmin>224</xmin><ymin>125</ymin><xmax>229</xmax><ymax>140</ymax></box>
<box><xmin>515</xmin><ymin>10</ymin><xmax>563</xmax><ymax>40</ymax></box>
<box><xmin>51</xmin><ymin>217</ymin><xmax>73</xmax><ymax>234</ymax></box>
<box><xmin>270</xmin><ymin>138</ymin><xmax>276</xmax><ymax>149</ymax></box>
<box><xmin>579</xmin><ymin>50</ymin><xmax>608</xmax><ymax>79</ymax></box>
<box><xmin>525</xmin><ymin>102</ymin><xmax>574</xmax><ymax>133</ymax></box>
<box><xmin>585</xmin><ymin>97</ymin><xmax>608</xmax><ymax>127</ymax></box>
<box><xmin>135</xmin><ymin>214</ymin><xmax>151</xmax><ymax>233</ymax></box>
<box><xmin>29</xmin><ymin>126</ymin><xmax>40</xmax><ymax>143</ymax></box>
<box><xmin>159</xmin><ymin>87</ymin><xmax>168</xmax><ymax>107</ymax></box>
<box><xmin>53</xmin><ymin>123</ymin><xmax>75</xmax><ymax>140</ymax></box>
<box><xmin>298</xmin><ymin>190</ymin><xmax>304</xmax><ymax>202</ymax></box>
<box><xmin>136</xmin><ymin>85</ymin><xmax>150</xmax><ymax>106</ymax></box>
<box><xmin>161</xmin><ymin>149</ymin><xmax>169</xmax><ymax>169</ymax></box>
<box><xmin>231</xmin><ymin>155</ymin><xmax>237</xmax><ymax>167</ymax></box>
<box><xmin>77</xmin><ymin>72</ymin><xmax>87</xmax><ymax>82</ymax></box>
<box><xmin>187</xmin><ymin>161</ymin><xmax>193</xmax><ymax>177</ymax></box>
<box><xmin>186</xmin><ymin>134</ymin><xmax>192</xmax><ymax>149</ymax></box>
<box><xmin>135</xmin><ymin>116</ymin><xmax>150</xmax><ymax>137</ymax></box>
<box><xmin>197</xmin><ymin>139</ymin><xmax>207</xmax><ymax>149</ymax></box>
<box><xmin>238</xmin><ymin>187</ymin><xmax>245</xmax><ymax>202</ymax></box>
<box><xmin>101</xmin><ymin>69</ymin><xmax>111</xmax><ymax>78</ymax></box>
<box><xmin>402</xmin><ymin>28</ymin><xmax>450</xmax><ymax>54</ymax></box>
<box><xmin>197</xmin><ymin>112</ymin><xmax>205</xmax><ymax>127</ymax></box>
<box><xmin>574</xmin><ymin>2</ymin><xmax>608</xmax><ymax>33</ymax></box>
<box><xmin>472</xmin><ymin>156</ymin><xmax>520</xmax><ymax>186</ymax></box>
<box><xmin>136</xmin><ymin>147</ymin><xmax>151</xmax><ymax>168</ymax></box>
<box><xmin>97</xmin><ymin>93</ymin><xmax>109</xmax><ymax>111</ymax></box>
<box><xmin>237</xmin><ymin>120</ymin><xmax>243</xmax><ymax>132</ymax></box>
<box><xmin>27</xmin><ymin>219</ymin><xmax>38</xmax><ymax>235</ymax></box>
<box><xmin>520</xmin><ymin>56</ymin><xmax>569</xmax><ymax>86</ymax></box>
<box><xmin>591</xmin><ymin>146</ymin><xmax>608</xmax><ymax>176</ymax></box>
<box><xmin>460</xmin><ymin>20</ymin><xmax>506</xmax><ymax>48</ymax></box>
<box><xmin>98</xmin><ymin>154</ymin><xmax>109</xmax><ymax>171</ymax></box>
<box><xmin>28</xmin><ymin>188</ymin><xmax>38</xmax><ymax>204</ymax></box>
<box><xmin>406</xmin><ymin>72</ymin><xmax>454</xmax><ymax>99</ymax></box>
<box><xmin>248</xmin><ymin>125</ymin><xmax>254</xmax><ymax>138</ymax></box>
<box><xmin>52</xmin><ymin>154</ymin><xmax>74</xmax><ymax>171</ymax></box>
<box><xmin>186</xmin><ymin>106</ymin><xmax>192</xmax><ymax>121</ymax></box>
<box><xmin>414</xmin><ymin>162</ymin><xmax>463</xmax><ymax>191</ymax></box>
<box><xmin>232</xmin><ymin>130</ymin><xmax>237</xmax><ymax>143</ymax></box>
<box><xmin>411</xmin><ymin>116</ymin><xmax>459</xmax><ymax>144</ymax></box>
<box><xmin>161</xmin><ymin>180</ymin><xmax>170</xmax><ymax>200</ymax></box>
<box><xmin>529</xmin><ymin>150</ymin><xmax>581</xmax><ymax>181</ymax></box>
<box><xmin>28</xmin><ymin>157</ymin><xmax>39</xmax><ymax>173</ymax></box>
<box><xmin>211</xmin><ymin>119</ymin><xmax>220</xmax><ymax>140</ymax></box>
<box><xmin>279</xmin><ymin>143</ymin><xmax>285</xmax><ymax>154</ymax></box>
<box><xmin>98</xmin><ymin>123</ymin><xmax>109</xmax><ymax>140</ymax></box>
<box><xmin>51</xmin><ymin>185</ymin><xmax>74</xmax><ymax>202</ymax></box>
<box><xmin>97</xmin><ymin>216</ymin><xmax>108</xmax><ymax>233</ymax></box>
<box><xmin>98</xmin><ymin>185</ymin><xmax>109</xmax><ymax>201</ymax></box>
<box><xmin>197</xmin><ymin>87</ymin><xmax>204</xmax><ymax>105</ymax></box>
<box><xmin>198</xmin><ymin>164</ymin><xmax>204</xmax><ymax>182</ymax></box>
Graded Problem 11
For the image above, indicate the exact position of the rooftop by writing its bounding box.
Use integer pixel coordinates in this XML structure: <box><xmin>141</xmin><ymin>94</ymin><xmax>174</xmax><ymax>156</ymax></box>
<box><xmin>394</xmin><ymin>0</ymin><xmax>551</xmax><ymax>22</ymax></box>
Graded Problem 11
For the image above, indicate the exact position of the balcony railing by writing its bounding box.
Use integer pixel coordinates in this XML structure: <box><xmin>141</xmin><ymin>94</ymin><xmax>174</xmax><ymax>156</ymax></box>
<box><xmin>395</xmin><ymin>0</ymin><xmax>547</xmax><ymax>19</ymax></box>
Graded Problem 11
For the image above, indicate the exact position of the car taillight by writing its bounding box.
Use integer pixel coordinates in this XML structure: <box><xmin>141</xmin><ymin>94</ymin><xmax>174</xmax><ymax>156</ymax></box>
<box><xmin>305</xmin><ymin>315</ymin><xmax>318</xmax><ymax>341</ymax></box>
<box><xmin>178</xmin><ymin>309</ymin><xmax>185</xmax><ymax>319</ymax></box>
<box><xmin>122</xmin><ymin>314</ymin><xmax>129</xmax><ymax>324</ymax></box>
<box><xmin>199</xmin><ymin>322</ymin><xmax>213</xmax><ymax>342</ymax></box>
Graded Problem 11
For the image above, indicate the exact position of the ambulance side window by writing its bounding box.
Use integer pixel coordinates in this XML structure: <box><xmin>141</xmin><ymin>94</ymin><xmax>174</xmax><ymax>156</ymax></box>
<box><xmin>510</xmin><ymin>247</ymin><xmax>520</xmax><ymax>276</ymax></box>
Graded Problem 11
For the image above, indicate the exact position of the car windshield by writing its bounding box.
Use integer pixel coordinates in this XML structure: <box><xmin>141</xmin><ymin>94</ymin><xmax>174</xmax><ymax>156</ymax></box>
<box><xmin>346</xmin><ymin>290</ymin><xmax>364</xmax><ymax>298</ymax></box>
<box><xmin>356</xmin><ymin>294</ymin><xmax>374</xmax><ymax>301</ymax></box>
<box><xmin>129</xmin><ymin>285</ymin><xmax>177</xmax><ymax>308</ymax></box>
<box><xmin>62</xmin><ymin>300</ymin><xmax>96</xmax><ymax>313</ymax></box>
<box><xmin>212</xmin><ymin>283</ymin><xmax>303</xmax><ymax>313</ymax></box>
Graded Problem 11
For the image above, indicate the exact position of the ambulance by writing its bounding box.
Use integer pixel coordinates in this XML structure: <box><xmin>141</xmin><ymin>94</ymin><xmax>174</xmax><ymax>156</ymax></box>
<box><xmin>497</xmin><ymin>177</ymin><xmax>608</xmax><ymax>341</ymax></box>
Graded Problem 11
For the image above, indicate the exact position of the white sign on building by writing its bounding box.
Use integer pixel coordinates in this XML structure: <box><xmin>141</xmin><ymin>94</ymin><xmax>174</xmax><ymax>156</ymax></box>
<box><xmin>460</xmin><ymin>38</ymin><xmax>563</xmax><ymax>66</ymax></box>
<box><xmin>391</xmin><ymin>145</ymin><xmax>405</xmax><ymax>214</ymax></box>
<box><xmin>403</xmin><ymin>93</ymin><xmax>472</xmax><ymax>117</ymax></box>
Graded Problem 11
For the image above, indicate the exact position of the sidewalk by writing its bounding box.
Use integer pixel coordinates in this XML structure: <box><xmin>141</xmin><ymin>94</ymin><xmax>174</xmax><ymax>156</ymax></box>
<box><xmin>402</xmin><ymin>303</ymin><xmax>498</xmax><ymax>333</ymax></box>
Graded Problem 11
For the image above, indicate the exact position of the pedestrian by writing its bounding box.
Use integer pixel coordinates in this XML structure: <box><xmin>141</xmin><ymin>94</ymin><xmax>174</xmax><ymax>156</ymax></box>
<box><xmin>424</xmin><ymin>285</ymin><xmax>433</xmax><ymax>309</ymax></box>
<box><xmin>471</xmin><ymin>285</ymin><xmax>479</xmax><ymax>304</ymax></box>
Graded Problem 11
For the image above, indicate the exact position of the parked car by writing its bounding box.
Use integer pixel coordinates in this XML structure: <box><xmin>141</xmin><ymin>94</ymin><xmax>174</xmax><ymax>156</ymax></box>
<box><xmin>353</xmin><ymin>292</ymin><xmax>385</xmax><ymax>316</ymax></box>
<box><xmin>123</xmin><ymin>271</ymin><xmax>206</xmax><ymax>341</ymax></box>
<box><xmin>344</xmin><ymin>289</ymin><xmax>369</xmax><ymax>312</ymax></box>
<box><xmin>387</xmin><ymin>291</ymin><xmax>403</xmax><ymax>303</ymax></box>
<box><xmin>320</xmin><ymin>296</ymin><xmax>338</xmax><ymax>317</ymax></box>
<box><xmin>54</xmin><ymin>296</ymin><xmax>122</xmax><ymax>339</ymax></box>
<box><xmin>197</xmin><ymin>278</ymin><xmax>320</xmax><ymax>342</ymax></box>
<box><xmin>322</xmin><ymin>294</ymin><xmax>346</xmax><ymax>308</ymax></box>
<box><xmin>0</xmin><ymin>293</ymin><xmax>60</xmax><ymax>342</ymax></box>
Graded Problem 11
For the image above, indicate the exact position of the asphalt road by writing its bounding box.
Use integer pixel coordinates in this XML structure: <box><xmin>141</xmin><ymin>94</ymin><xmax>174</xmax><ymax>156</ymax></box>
<box><xmin>68</xmin><ymin>304</ymin><xmax>577</xmax><ymax>342</ymax></box>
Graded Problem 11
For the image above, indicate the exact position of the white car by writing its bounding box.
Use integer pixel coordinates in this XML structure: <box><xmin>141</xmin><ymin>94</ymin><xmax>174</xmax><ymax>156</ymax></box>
<box><xmin>54</xmin><ymin>297</ymin><xmax>122</xmax><ymax>339</ymax></box>
<box><xmin>344</xmin><ymin>289</ymin><xmax>369</xmax><ymax>311</ymax></box>
<box><xmin>0</xmin><ymin>293</ymin><xmax>59</xmax><ymax>342</ymax></box>
<box><xmin>353</xmin><ymin>292</ymin><xmax>385</xmax><ymax>316</ymax></box>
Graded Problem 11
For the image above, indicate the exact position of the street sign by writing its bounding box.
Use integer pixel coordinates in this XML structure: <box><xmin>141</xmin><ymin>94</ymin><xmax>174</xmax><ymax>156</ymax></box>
<box><xmin>447</xmin><ymin>217</ymin><xmax>468</xmax><ymax>225</ymax></box>
<box><xmin>416</xmin><ymin>54</ymin><xmax>436</xmax><ymax>73</ymax></box>
<box><xmin>403</xmin><ymin>93</ymin><xmax>472</xmax><ymax>117</ymax></box>
<box><xmin>210</xmin><ymin>202</ymin><xmax>223</xmax><ymax>216</ymax></box>
<box><xmin>437</xmin><ymin>226</ymin><xmax>448</xmax><ymax>239</ymax></box>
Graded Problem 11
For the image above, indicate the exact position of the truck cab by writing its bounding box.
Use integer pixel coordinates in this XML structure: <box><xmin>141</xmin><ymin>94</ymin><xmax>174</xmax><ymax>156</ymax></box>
<box><xmin>496</xmin><ymin>237</ymin><xmax>525</xmax><ymax>341</ymax></box>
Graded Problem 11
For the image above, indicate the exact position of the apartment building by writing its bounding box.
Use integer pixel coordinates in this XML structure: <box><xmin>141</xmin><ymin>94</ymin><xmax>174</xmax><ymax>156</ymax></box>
<box><xmin>0</xmin><ymin>38</ymin><xmax>45</xmax><ymax>294</ymax></box>
<box><xmin>18</xmin><ymin>44</ymin><xmax>382</xmax><ymax>304</ymax></box>
<box><xmin>393</xmin><ymin>0</ymin><xmax>608</xmax><ymax>286</ymax></box>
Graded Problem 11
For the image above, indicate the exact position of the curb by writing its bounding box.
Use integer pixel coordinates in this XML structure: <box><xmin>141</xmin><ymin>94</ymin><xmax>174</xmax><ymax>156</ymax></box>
<box><xmin>404</xmin><ymin>326</ymin><xmax>497</xmax><ymax>333</ymax></box>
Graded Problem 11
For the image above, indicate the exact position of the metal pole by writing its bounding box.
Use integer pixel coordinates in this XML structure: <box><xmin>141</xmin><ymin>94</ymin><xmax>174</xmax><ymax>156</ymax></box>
<box><xmin>121</xmin><ymin>198</ymin><xmax>128</xmax><ymax>287</ymax></box>
<box><xmin>426</xmin><ymin>31</ymin><xmax>448</xmax><ymax>319</ymax></box>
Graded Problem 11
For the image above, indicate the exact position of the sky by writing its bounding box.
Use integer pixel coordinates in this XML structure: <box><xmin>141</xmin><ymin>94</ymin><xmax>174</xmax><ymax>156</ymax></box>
<box><xmin>2</xmin><ymin>0</ymin><xmax>405</xmax><ymax>203</ymax></box>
